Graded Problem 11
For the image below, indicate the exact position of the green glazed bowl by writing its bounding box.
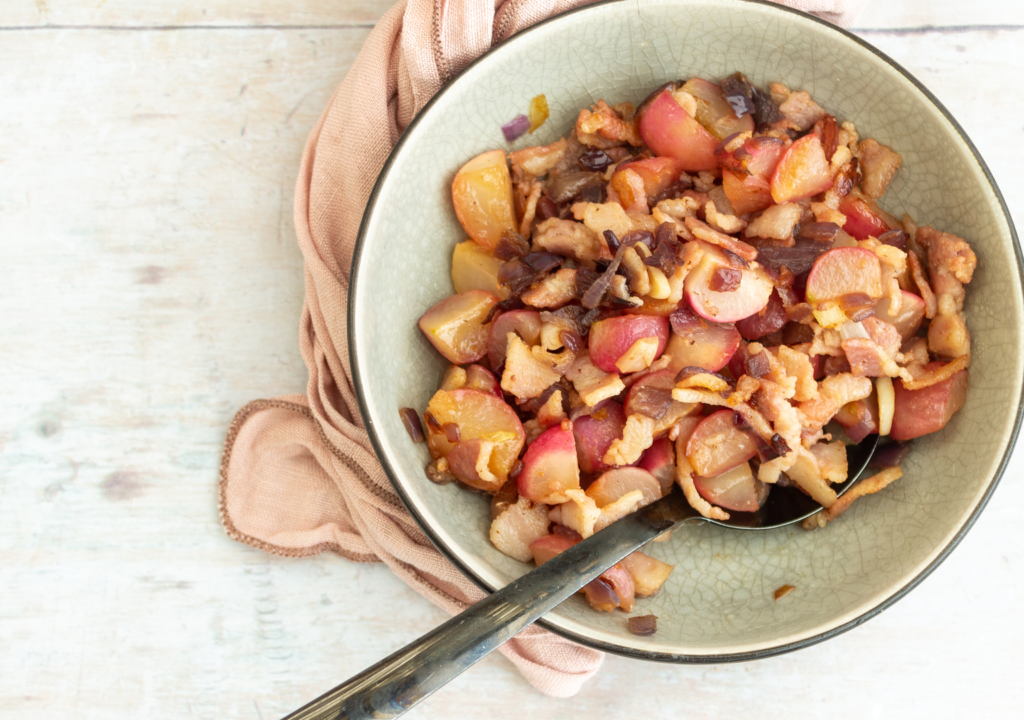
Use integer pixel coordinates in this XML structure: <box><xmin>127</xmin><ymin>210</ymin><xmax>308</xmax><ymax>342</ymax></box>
<box><xmin>349</xmin><ymin>0</ymin><xmax>1022</xmax><ymax>660</ymax></box>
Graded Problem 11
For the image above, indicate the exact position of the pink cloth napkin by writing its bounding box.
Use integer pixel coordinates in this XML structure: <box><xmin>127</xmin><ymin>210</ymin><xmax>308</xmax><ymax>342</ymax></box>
<box><xmin>219</xmin><ymin>0</ymin><xmax>869</xmax><ymax>698</ymax></box>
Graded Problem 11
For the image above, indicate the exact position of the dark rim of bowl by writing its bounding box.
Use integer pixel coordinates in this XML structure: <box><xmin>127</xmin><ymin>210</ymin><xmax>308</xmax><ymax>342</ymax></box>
<box><xmin>348</xmin><ymin>0</ymin><xmax>1023</xmax><ymax>662</ymax></box>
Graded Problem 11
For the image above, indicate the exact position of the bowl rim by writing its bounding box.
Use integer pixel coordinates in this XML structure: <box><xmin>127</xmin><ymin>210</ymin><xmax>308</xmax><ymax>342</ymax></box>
<box><xmin>348</xmin><ymin>0</ymin><xmax>1023</xmax><ymax>662</ymax></box>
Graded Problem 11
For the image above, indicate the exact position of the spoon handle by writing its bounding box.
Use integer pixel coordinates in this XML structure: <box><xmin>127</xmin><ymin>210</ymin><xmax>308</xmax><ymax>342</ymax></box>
<box><xmin>281</xmin><ymin>491</ymin><xmax>691</xmax><ymax>720</ymax></box>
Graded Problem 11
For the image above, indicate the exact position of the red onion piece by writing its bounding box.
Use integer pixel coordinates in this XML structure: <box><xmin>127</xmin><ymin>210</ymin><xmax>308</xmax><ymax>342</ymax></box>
<box><xmin>502</xmin><ymin>114</ymin><xmax>530</xmax><ymax>142</ymax></box>
<box><xmin>399</xmin><ymin>408</ymin><xmax>426</xmax><ymax>443</ymax></box>
<box><xmin>736</xmin><ymin>290</ymin><xmax>786</xmax><ymax>340</ymax></box>
<box><xmin>628</xmin><ymin>614</ymin><xmax>659</xmax><ymax>636</ymax></box>
<box><xmin>442</xmin><ymin>422</ymin><xmax>461</xmax><ymax>443</ymax></box>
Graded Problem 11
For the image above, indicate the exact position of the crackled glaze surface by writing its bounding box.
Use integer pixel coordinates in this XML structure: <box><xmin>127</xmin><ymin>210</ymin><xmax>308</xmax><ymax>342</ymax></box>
<box><xmin>351</xmin><ymin>0</ymin><xmax>1021</xmax><ymax>657</ymax></box>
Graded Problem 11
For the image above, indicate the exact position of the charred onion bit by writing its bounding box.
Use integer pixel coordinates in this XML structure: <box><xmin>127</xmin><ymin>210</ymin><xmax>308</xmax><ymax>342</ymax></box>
<box><xmin>628</xmin><ymin>614</ymin><xmax>659</xmax><ymax>636</ymax></box>
<box><xmin>493</xmin><ymin>229</ymin><xmax>531</xmax><ymax>261</ymax></box>
<box><xmin>774</xmin><ymin>584</ymin><xmax>796</xmax><ymax>601</ymax></box>
<box><xmin>579</xmin><ymin>148</ymin><xmax>613</xmax><ymax>172</ymax></box>
<box><xmin>400</xmin><ymin>407</ymin><xmax>426</xmax><ymax>443</ymax></box>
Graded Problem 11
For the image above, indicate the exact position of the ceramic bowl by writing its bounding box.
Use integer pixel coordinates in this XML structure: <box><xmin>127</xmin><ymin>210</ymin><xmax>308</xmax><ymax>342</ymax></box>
<box><xmin>349</xmin><ymin>0</ymin><xmax>1022</xmax><ymax>660</ymax></box>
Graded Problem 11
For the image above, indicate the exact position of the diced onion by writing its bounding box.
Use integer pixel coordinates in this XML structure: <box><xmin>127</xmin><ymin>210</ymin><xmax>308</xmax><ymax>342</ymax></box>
<box><xmin>501</xmin><ymin>114</ymin><xmax>530</xmax><ymax>142</ymax></box>
<box><xmin>876</xmin><ymin>376</ymin><xmax>895</xmax><ymax>436</ymax></box>
<box><xmin>839</xmin><ymin>320</ymin><xmax>870</xmax><ymax>342</ymax></box>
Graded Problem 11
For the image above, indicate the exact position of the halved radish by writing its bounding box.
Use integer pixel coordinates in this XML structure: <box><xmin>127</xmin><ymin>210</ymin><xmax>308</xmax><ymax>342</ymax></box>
<box><xmin>464</xmin><ymin>364</ymin><xmax>502</xmax><ymax>399</ymax></box>
<box><xmin>770</xmin><ymin>134</ymin><xmax>833</xmax><ymax>204</ymax></box>
<box><xmin>586</xmin><ymin>467</ymin><xmax>662</xmax><ymax>508</ymax></box>
<box><xmin>875</xmin><ymin>291</ymin><xmax>926</xmax><ymax>340</ymax></box>
<box><xmin>588</xmin><ymin>314</ymin><xmax>670</xmax><ymax>373</ymax></box>
<box><xmin>684</xmin><ymin>246</ymin><xmax>773</xmax><ymax>323</ymax></box>
<box><xmin>572</xmin><ymin>400</ymin><xmax>627</xmax><ymax>475</ymax></box>
<box><xmin>666</xmin><ymin>305</ymin><xmax>741</xmax><ymax>372</ymax></box>
<box><xmin>637</xmin><ymin>90</ymin><xmax>718</xmax><ymax>172</ymax></box>
<box><xmin>487</xmin><ymin>309</ymin><xmax>542</xmax><ymax>368</ymax></box>
<box><xmin>451</xmin><ymin>149</ymin><xmax>516</xmax><ymax>250</ymax></box>
<box><xmin>839</xmin><ymin>195</ymin><xmax>892</xmax><ymax>240</ymax></box>
<box><xmin>805</xmin><ymin>247</ymin><xmax>883</xmax><ymax>305</ymax></box>
<box><xmin>613</xmin><ymin>156</ymin><xmax>682</xmax><ymax>203</ymax></box>
<box><xmin>637</xmin><ymin>438</ymin><xmax>676</xmax><ymax>495</ymax></box>
<box><xmin>425</xmin><ymin>389</ymin><xmax>525</xmax><ymax>484</ymax></box>
<box><xmin>517</xmin><ymin>423</ymin><xmax>580</xmax><ymax>503</ymax></box>
<box><xmin>619</xmin><ymin>551</ymin><xmax>674</xmax><ymax>597</ymax></box>
<box><xmin>451</xmin><ymin>240</ymin><xmax>509</xmax><ymax>299</ymax></box>
<box><xmin>692</xmin><ymin>461</ymin><xmax>768</xmax><ymax>512</ymax></box>
<box><xmin>419</xmin><ymin>289</ymin><xmax>499</xmax><ymax>364</ymax></box>
<box><xmin>685</xmin><ymin>409</ymin><xmax>758</xmax><ymax>477</ymax></box>
<box><xmin>681</xmin><ymin>77</ymin><xmax>755</xmax><ymax>140</ymax></box>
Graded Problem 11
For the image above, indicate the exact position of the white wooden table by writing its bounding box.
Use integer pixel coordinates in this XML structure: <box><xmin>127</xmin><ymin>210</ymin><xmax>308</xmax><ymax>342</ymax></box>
<box><xmin>2</xmin><ymin>2</ymin><xmax>1021</xmax><ymax>718</ymax></box>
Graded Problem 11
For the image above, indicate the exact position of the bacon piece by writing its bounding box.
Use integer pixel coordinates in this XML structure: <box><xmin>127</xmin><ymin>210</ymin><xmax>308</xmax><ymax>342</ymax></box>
<box><xmin>603</xmin><ymin>413</ymin><xmax>657</xmax><ymax>467</ymax></box>
<box><xmin>856</xmin><ymin>139</ymin><xmax>902</xmax><ymax>199</ymax></box>
<box><xmin>576</xmin><ymin>100</ymin><xmax>643</xmax><ymax>148</ymax></box>
<box><xmin>521</xmin><ymin>268</ymin><xmax>577</xmax><ymax>309</ymax></box>
<box><xmin>565</xmin><ymin>351</ymin><xmax>626</xmax><ymax>407</ymax></box>
<box><xmin>684</xmin><ymin>216</ymin><xmax>759</xmax><ymax>262</ymax></box>
<box><xmin>803</xmin><ymin>467</ymin><xmax>903</xmax><ymax>529</ymax></box>
<box><xmin>907</xmin><ymin>250</ymin><xmax>937</xmax><ymax>319</ymax></box>
<box><xmin>744</xmin><ymin>203</ymin><xmax>802</xmax><ymax>243</ymax></box>
<box><xmin>532</xmin><ymin>217</ymin><xmax>603</xmax><ymax>264</ymax></box>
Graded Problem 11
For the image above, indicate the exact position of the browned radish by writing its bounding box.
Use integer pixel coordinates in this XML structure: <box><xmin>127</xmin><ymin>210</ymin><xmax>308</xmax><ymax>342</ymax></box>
<box><xmin>692</xmin><ymin>461</ymin><xmax>768</xmax><ymax>513</ymax></box>
<box><xmin>517</xmin><ymin>423</ymin><xmax>580</xmax><ymax>503</ymax></box>
<box><xmin>464</xmin><ymin>364</ymin><xmax>502</xmax><ymax>398</ymax></box>
<box><xmin>682</xmin><ymin>77</ymin><xmax>755</xmax><ymax>140</ymax></box>
<box><xmin>890</xmin><ymin>366</ymin><xmax>969</xmax><ymax>441</ymax></box>
<box><xmin>425</xmin><ymin>388</ymin><xmax>525</xmax><ymax>485</ymax></box>
<box><xmin>451</xmin><ymin>149</ymin><xmax>516</xmax><ymax>250</ymax></box>
<box><xmin>451</xmin><ymin>240</ymin><xmax>509</xmax><ymax>299</ymax></box>
<box><xmin>686</xmin><ymin>409</ymin><xmax>758</xmax><ymax>477</ymax></box>
<box><xmin>419</xmin><ymin>290</ymin><xmax>499</xmax><ymax>364</ymax></box>
<box><xmin>770</xmin><ymin>134</ymin><xmax>833</xmax><ymax>204</ymax></box>
<box><xmin>619</xmin><ymin>551</ymin><xmax>674</xmax><ymax>597</ymax></box>
<box><xmin>637</xmin><ymin>90</ymin><xmax>719</xmax><ymax>172</ymax></box>
<box><xmin>666</xmin><ymin>306</ymin><xmax>741</xmax><ymax>372</ymax></box>
<box><xmin>572</xmin><ymin>400</ymin><xmax>627</xmax><ymax>474</ymax></box>
<box><xmin>588</xmin><ymin>314</ymin><xmax>670</xmax><ymax>373</ymax></box>
<box><xmin>586</xmin><ymin>467</ymin><xmax>662</xmax><ymax>508</ymax></box>
<box><xmin>487</xmin><ymin>309</ymin><xmax>542</xmax><ymax>368</ymax></box>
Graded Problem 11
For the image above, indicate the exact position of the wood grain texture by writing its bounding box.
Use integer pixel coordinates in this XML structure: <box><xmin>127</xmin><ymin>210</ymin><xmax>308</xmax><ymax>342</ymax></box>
<box><xmin>0</xmin><ymin>2</ymin><xmax>1021</xmax><ymax>719</ymax></box>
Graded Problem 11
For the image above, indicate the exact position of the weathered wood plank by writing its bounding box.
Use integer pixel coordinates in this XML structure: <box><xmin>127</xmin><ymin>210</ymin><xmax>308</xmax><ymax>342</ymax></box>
<box><xmin>1</xmin><ymin>3</ymin><xmax>1022</xmax><ymax>719</ymax></box>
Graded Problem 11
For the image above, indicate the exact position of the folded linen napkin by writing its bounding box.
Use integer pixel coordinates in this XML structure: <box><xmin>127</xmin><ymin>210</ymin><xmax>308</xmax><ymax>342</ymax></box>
<box><xmin>219</xmin><ymin>0</ymin><xmax>869</xmax><ymax>697</ymax></box>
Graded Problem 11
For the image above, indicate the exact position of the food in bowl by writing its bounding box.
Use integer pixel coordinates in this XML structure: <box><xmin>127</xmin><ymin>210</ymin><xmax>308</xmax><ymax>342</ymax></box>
<box><xmin>404</xmin><ymin>73</ymin><xmax>977</xmax><ymax>616</ymax></box>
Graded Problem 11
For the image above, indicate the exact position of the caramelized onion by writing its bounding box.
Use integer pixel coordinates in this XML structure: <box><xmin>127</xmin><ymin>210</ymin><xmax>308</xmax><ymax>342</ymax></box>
<box><xmin>628</xmin><ymin>614</ymin><xmax>659</xmax><ymax>636</ymax></box>
<box><xmin>399</xmin><ymin>407</ymin><xmax>426</xmax><ymax>443</ymax></box>
<box><xmin>536</xmin><ymin>195</ymin><xmax>559</xmax><ymax>221</ymax></box>
<box><xmin>628</xmin><ymin>386</ymin><xmax>674</xmax><ymax>420</ymax></box>
<box><xmin>490</xmin><ymin>480</ymin><xmax>519</xmax><ymax>519</ymax></box>
<box><xmin>813</xmin><ymin>115</ymin><xmax>839</xmax><ymax>161</ymax></box>
<box><xmin>578</xmin><ymin>148</ymin><xmax>613</xmax><ymax>172</ymax></box>
<box><xmin>545</xmin><ymin>171</ymin><xmax>603</xmax><ymax>204</ymax></box>
<box><xmin>878</xmin><ymin>228</ymin><xmax>908</xmax><ymax>251</ymax></box>
<box><xmin>710</xmin><ymin>266</ymin><xmax>742</xmax><ymax>292</ymax></box>
<box><xmin>797</xmin><ymin>221</ymin><xmax>841</xmax><ymax>244</ymax></box>
<box><xmin>839</xmin><ymin>293</ymin><xmax>876</xmax><ymax>322</ymax></box>
<box><xmin>581</xmin><ymin>238</ymin><xmax>629</xmax><ymax>309</ymax></box>
<box><xmin>522</xmin><ymin>252</ymin><xmax>562</xmax><ymax>274</ymax></box>
<box><xmin>736</xmin><ymin>290</ymin><xmax>786</xmax><ymax>340</ymax></box>
<box><xmin>582</xmin><ymin>577</ymin><xmax>621</xmax><ymax>612</ymax></box>
<box><xmin>494</xmin><ymin>230</ymin><xmax>531</xmax><ymax>261</ymax></box>
<box><xmin>425</xmin><ymin>458</ymin><xmax>457</xmax><ymax>485</ymax></box>
<box><xmin>442</xmin><ymin>422</ymin><xmax>461</xmax><ymax>443</ymax></box>
<box><xmin>745</xmin><ymin>350</ymin><xmax>771</xmax><ymax>379</ymax></box>
<box><xmin>757</xmin><ymin>239</ymin><xmax>831</xmax><ymax>275</ymax></box>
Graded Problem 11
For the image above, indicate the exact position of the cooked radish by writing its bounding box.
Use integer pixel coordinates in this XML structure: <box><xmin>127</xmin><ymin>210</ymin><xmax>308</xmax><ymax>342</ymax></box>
<box><xmin>692</xmin><ymin>461</ymin><xmax>767</xmax><ymax>513</ymax></box>
<box><xmin>464</xmin><ymin>364</ymin><xmax>502</xmax><ymax>398</ymax></box>
<box><xmin>684</xmin><ymin>246</ymin><xmax>773</xmax><ymax>323</ymax></box>
<box><xmin>619</xmin><ymin>551</ymin><xmax>674</xmax><ymax>597</ymax></box>
<box><xmin>770</xmin><ymin>134</ymin><xmax>833</xmax><ymax>203</ymax></box>
<box><xmin>890</xmin><ymin>366</ymin><xmax>969</xmax><ymax>441</ymax></box>
<box><xmin>451</xmin><ymin>240</ymin><xmax>509</xmax><ymax>299</ymax></box>
<box><xmin>637</xmin><ymin>438</ymin><xmax>676</xmax><ymax>495</ymax></box>
<box><xmin>875</xmin><ymin>291</ymin><xmax>926</xmax><ymax>340</ymax></box>
<box><xmin>805</xmin><ymin>247</ymin><xmax>883</xmax><ymax>305</ymax></box>
<box><xmin>425</xmin><ymin>389</ymin><xmax>525</xmax><ymax>484</ymax></box>
<box><xmin>586</xmin><ymin>467</ymin><xmax>662</xmax><ymax>508</ymax></box>
<box><xmin>451</xmin><ymin>149</ymin><xmax>516</xmax><ymax>249</ymax></box>
<box><xmin>588</xmin><ymin>314</ymin><xmax>670</xmax><ymax>373</ymax></box>
<box><xmin>419</xmin><ymin>289</ymin><xmax>499</xmax><ymax>364</ymax></box>
<box><xmin>686</xmin><ymin>409</ymin><xmax>758</xmax><ymax>477</ymax></box>
<box><xmin>681</xmin><ymin>77</ymin><xmax>755</xmax><ymax>140</ymax></box>
<box><xmin>489</xmin><ymin>496</ymin><xmax>551</xmax><ymax>562</ymax></box>
<box><xmin>612</xmin><ymin>156</ymin><xmax>682</xmax><ymax>205</ymax></box>
<box><xmin>487</xmin><ymin>309</ymin><xmax>542</xmax><ymax>368</ymax></box>
<box><xmin>572</xmin><ymin>400</ymin><xmax>627</xmax><ymax>474</ymax></box>
<box><xmin>517</xmin><ymin>423</ymin><xmax>580</xmax><ymax>503</ymax></box>
<box><xmin>637</xmin><ymin>90</ymin><xmax>718</xmax><ymax>171</ymax></box>
<box><xmin>666</xmin><ymin>306</ymin><xmax>741</xmax><ymax>372</ymax></box>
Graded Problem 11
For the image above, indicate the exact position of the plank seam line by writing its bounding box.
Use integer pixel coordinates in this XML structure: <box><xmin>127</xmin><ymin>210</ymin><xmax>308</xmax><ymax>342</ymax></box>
<box><xmin>852</xmin><ymin>24</ymin><xmax>1024</xmax><ymax>35</ymax></box>
<box><xmin>0</xmin><ymin>23</ymin><xmax>376</xmax><ymax>31</ymax></box>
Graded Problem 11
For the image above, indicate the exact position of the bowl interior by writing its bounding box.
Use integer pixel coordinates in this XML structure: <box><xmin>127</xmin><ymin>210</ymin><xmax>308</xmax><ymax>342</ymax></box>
<box><xmin>350</xmin><ymin>0</ymin><xmax>1021</xmax><ymax>659</ymax></box>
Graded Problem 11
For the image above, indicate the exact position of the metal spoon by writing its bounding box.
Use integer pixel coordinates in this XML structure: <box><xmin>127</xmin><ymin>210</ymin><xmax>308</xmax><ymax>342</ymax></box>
<box><xmin>282</xmin><ymin>436</ymin><xmax>878</xmax><ymax>720</ymax></box>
